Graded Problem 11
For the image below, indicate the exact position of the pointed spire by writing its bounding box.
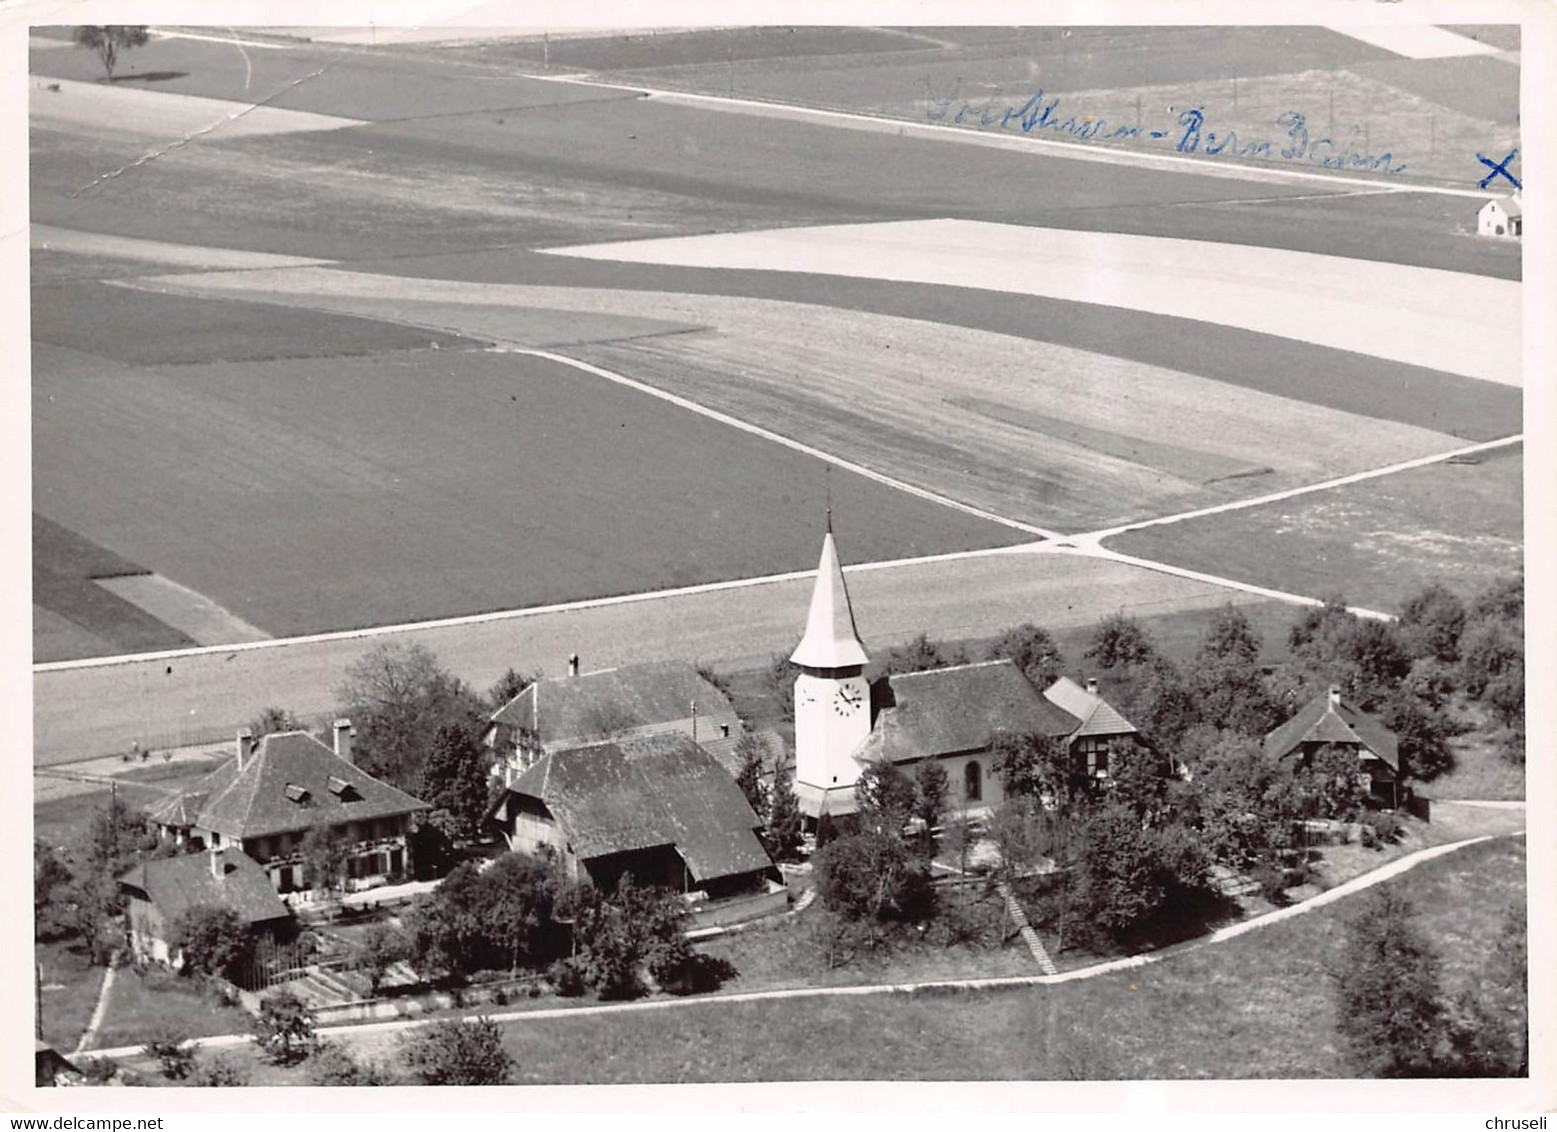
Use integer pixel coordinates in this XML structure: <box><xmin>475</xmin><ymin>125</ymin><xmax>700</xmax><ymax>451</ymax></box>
<box><xmin>790</xmin><ymin>529</ymin><xmax>869</xmax><ymax>669</ymax></box>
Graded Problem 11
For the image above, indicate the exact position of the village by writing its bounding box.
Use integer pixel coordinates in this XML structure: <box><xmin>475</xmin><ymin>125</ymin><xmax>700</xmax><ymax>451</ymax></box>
<box><xmin>25</xmin><ymin>17</ymin><xmax>1530</xmax><ymax>1098</ymax></box>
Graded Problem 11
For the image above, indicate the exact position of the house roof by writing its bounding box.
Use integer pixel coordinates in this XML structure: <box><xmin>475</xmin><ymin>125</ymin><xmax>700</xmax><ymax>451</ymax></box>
<box><xmin>145</xmin><ymin>790</ymin><xmax>209</xmax><ymax>828</ymax></box>
<box><xmin>508</xmin><ymin>732</ymin><xmax>772</xmax><ymax>883</ymax></box>
<box><xmin>1483</xmin><ymin>196</ymin><xmax>1522</xmax><ymax>218</ymax></box>
<box><xmin>790</xmin><ymin>531</ymin><xmax>869</xmax><ymax>669</ymax></box>
<box><xmin>177</xmin><ymin>731</ymin><xmax>427</xmax><ymax>840</ymax></box>
<box><xmin>864</xmin><ymin>660</ymin><xmax>1080</xmax><ymax>763</ymax></box>
<box><xmin>489</xmin><ymin>662</ymin><xmax>738</xmax><ymax>747</ymax></box>
<box><xmin>118</xmin><ymin>849</ymin><xmax>291</xmax><ymax>927</ymax></box>
<box><xmin>1263</xmin><ymin>690</ymin><xmax>1400</xmax><ymax>772</ymax></box>
<box><xmin>1042</xmin><ymin>677</ymin><xmax>1139</xmax><ymax>740</ymax></box>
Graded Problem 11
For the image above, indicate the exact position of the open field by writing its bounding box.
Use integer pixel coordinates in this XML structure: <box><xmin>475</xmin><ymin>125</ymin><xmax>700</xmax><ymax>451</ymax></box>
<box><xmin>121</xmin><ymin>268</ymin><xmax>1473</xmax><ymax>532</ymax></box>
<box><xmin>84</xmin><ymin>966</ymin><xmax>253</xmax><ymax>1052</ymax></box>
<box><xmin>33</xmin><ymin>344</ymin><xmax>1024</xmax><ymax>647</ymax></box>
<box><xmin>1107</xmin><ymin>444</ymin><xmax>1522</xmax><ymax>612</ymax></box>
<box><xmin>32</xmin><ymin>551</ymin><xmax>1267</xmax><ymax>764</ymax></box>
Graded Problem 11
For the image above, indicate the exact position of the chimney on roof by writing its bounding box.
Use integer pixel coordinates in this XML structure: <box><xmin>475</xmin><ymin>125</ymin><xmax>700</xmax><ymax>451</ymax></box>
<box><xmin>236</xmin><ymin>727</ymin><xmax>254</xmax><ymax>772</ymax></box>
<box><xmin>209</xmin><ymin>844</ymin><xmax>227</xmax><ymax>879</ymax></box>
<box><xmin>1328</xmin><ymin>685</ymin><xmax>1342</xmax><ymax>707</ymax></box>
<box><xmin>567</xmin><ymin>653</ymin><xmax>580</xmax><ymax>678</ymax></box>
<box><xmin>1085</xmin><ymin>677</ymin><xmax>1099</xmax><ymax>695</ymax></box>
<box><xmin>333</xmin><ymin>719</ymin><xmax>354</xmax><ymax>764</ymax></box>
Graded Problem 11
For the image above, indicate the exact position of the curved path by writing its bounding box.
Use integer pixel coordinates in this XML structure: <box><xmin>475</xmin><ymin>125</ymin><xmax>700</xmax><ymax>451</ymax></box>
<box><xmin>83</xmin><ymin>827</ymin><xmax>1522</xmax><ymax>1062</ymax></box>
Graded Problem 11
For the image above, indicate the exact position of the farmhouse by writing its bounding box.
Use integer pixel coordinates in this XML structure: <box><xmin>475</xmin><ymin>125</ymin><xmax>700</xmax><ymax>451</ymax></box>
<box><xmin>486</xmin><ymin>659</ymin><xmax>771</xmax><ymax>781</ymax></box>
<box><xmin>1264</xmin><ymin>686</ymin><xmax>1402</xmax><ymax>807</ymax></box>
<box><xmin>118</xmin><ymin>846</ymin><xmax>293</xmax><ymax>967</ymax></box>
<box><xmin>486</xmin><ymin>731</ymin><xmax>777</xmax><ymax>904</ymax></box>
<box><xmin>1477</xmin><ymin>195</ymin><xmax>1522</xmax><ymax>238</ymax></box>
<box><xmin>147</xmin><ymin>723</ymin><xmax>428</xmax><ymax>897</ymax></box>
<box><xmin>790</xmin><ymin>529</ymin><xmax>1140</xmax><ymax>819</ymax></box>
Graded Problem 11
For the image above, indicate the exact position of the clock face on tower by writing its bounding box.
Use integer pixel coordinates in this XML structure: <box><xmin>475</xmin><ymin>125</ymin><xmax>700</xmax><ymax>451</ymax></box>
<box><xmin>833</xmin><ymin>684</ymin><xmax>864</xmax><ymax>716</ymax></box>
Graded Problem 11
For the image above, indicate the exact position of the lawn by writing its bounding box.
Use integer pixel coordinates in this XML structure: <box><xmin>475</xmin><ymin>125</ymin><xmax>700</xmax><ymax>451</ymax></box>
<box><xmin>35</xmin><ymin>940</ymin><xmax>107</xmax><ymax>1054</ymax></box>
<box><xmin>84</xmin><ymin>964</ymin><xmax>253</xmax><ymax>1052</ymax></box>
<box><xmin>1107</xmin><ymin>444</ymin><xmax>1522</xmax><ymax>614</ymax></box>
<box><xmin>34</xmin><ymin>344</ymin><xmax>1024</xmax><ymax>643</ymax></box>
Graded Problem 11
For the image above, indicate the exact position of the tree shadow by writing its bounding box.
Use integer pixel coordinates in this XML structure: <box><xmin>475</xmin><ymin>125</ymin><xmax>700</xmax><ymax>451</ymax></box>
<box><xmin>109</xmin><ymin>71</ymin><xmax>189</xmax><ymax>84</ymax></box>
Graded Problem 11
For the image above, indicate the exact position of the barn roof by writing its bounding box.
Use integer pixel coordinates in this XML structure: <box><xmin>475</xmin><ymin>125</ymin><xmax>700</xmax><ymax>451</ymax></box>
<box><xmin>865</xmin><ymin>660</ymin><xmax>1079</xmax><ymax>763</ymax></box>
<box><xmin>508</xmin><ymin>733</ymin><xmax>772</xmax><ymax>883</ymax></box>
<box><xmin>118</xmin><ymin>849</ymin><xmax>291</xmax><ymax>927</ymax></box>
<box><xmin>177</xmin><ymin>731</ymin><xmax>427</xmax><ymax>840</ymax></box>
<box><xmin>1263</xmin><ymin>690</ymin><xmax>1400</xmax><ymax>772</ymax></box>
<box><xmin>1042</xmin><ymin>677</ymin><xmax>1140</xmax><ymax>740</ymax></box>
<box><xmin>489</xmin><ymin>662</ymin><xmax>737</xmax><ymax>746</ymax></box>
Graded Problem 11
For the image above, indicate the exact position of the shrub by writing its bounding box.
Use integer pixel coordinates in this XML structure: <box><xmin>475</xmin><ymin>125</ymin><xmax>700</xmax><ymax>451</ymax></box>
<box><xmin>400</xmin><ymin>1017</ymin><xmax>514</xmax><ymax>1086</ymax></box>
<box><xmin>307</xmin><ymin>1041</ymin><xmax>394</xmax><ymax>1086</ymax></box>
<box><xmin>251</xmin><ymin>989</ymin><xmax>317</xmax><ymax>1065</ymax></box>
<box><xmin>190</xmin><ymin>1053</ymin><xmax>248</xmax><ymax>1087</ymax></box>
<box><xmin>170</xmin><ymin>904</ymin><xmax>253</xmax><ymax>981</ymax></box>
<box><xmin>77</xmin><ymin>1056</ymin><xmax>118</xmax><ymax>1084</ymax></box>
<box><xmin>1361</xmin><ymin>810</ymin><xmax>1402</xmax><ymax>847</ymax></box>
<box><xmin>1251</xmin><ymin>861</ymin><xmax>1289</xmax><ymax>906</ymax></box>
<box><xmin>548</xmin><ymin>957</ymin><xmax>587</xmax><ymax>997</ymax></box>
<box><xmin>141</xmin><ymin>1022</ymin><xmax>196</xmax><ymax>1080</ymax></box>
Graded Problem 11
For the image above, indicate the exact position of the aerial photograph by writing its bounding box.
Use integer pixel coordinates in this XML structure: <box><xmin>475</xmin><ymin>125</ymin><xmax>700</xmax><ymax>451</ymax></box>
<box><xmin>18</xmin><ymin>6</ymin><xmax>1543</xmax><ymax>1108</ymax></box>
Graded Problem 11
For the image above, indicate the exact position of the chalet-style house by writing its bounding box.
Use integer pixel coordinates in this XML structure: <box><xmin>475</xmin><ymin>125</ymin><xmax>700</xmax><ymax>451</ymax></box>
<box><xmin>1264</xmin><ymin>686</ymin><xmax>1402</xmax><ymax>807</ymax></box>
<box><xmin>486</xmin><ymin>732</ymin><xmax>777</xmax><ymax>902</ymax></box>
<box><xmin>790</xmin><ymin>529</ymin><xmax>1142</xmax><ymax>819</ymax></box>
<box><xmin>1477</xmin><ymin>195</ymin><xmax>1522</xmax><ymax>238</ymax></box>
<box><xmin>119</xmin><ymin>846</ymin><xmax>293</xmax><ymax>967</ymax></box>
<box><xmin>486</xmin><ymin>659</ymin><xmax>774</xmax><ymax>781</ymax></box>
<box><xmin>147</xmin><ymin>722</ymin><xmax>428</xmax><ymax>897</ymax></box>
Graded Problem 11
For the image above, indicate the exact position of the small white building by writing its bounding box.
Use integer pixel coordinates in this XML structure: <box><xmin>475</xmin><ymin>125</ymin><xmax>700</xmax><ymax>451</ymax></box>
<box><xmin>1478</xmin><ymin>196</ymin><xmax>1522</xmax><ymax>238</ymax></box>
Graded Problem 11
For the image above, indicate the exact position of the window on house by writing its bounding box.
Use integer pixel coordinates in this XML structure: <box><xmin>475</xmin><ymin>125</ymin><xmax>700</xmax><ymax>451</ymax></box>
<box><xmin>964</xmin><ymin>760</ymin><xmax>982</xmax><ymax>802</ymax></box>
<box><xmin>284</xmin><ymin>783</ymin><xmax>310</xmax><ymax>804</ymax></box>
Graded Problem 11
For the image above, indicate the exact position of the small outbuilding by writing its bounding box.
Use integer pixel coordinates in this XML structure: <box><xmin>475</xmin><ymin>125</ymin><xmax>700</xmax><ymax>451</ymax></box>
<box><xmin>119</xmin><ymin>846</ymin><xmax>294</xmax><ymax>967</ymax></box>
<box><xmin>1478</xmin><ymin>196</ymin><xmax>1522</xmax><ymax>238</ymax></box>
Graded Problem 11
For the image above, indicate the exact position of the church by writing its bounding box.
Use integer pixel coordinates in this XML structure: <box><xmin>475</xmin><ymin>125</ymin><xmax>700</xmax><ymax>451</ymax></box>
<box><xmin>789</xmin><ymin>528</ymin><xmax>1141</xmax><ymax>822</ymax></box>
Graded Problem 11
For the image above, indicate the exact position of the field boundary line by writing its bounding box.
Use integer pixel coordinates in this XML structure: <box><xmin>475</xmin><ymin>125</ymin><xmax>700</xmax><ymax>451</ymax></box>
<box><xmin>82</xmin><ymin>832</ymin><xmax>1516</xmax><ymax>1061</ymax></box>
<box><xmin>523</xmin><ymin>72</ymin><xmax>1493</xmax><ymax>200</ymax></box>
<box><xmin>30</xmin><ymin>543</ymin><xmax>1042</xmax><ymax>674</ymax></box>
<box><xmin>1079</xmin><ymin>434</ymin><xmax>1523</xmax><ymax>543</ymax></box>
<box><xmin>513</xmin><ymin>347</ymin><xmax>1061</xmax><ymax>539</ymax></box>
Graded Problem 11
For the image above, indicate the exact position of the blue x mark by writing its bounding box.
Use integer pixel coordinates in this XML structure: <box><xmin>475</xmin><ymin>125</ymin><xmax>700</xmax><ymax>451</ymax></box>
<box><xmin>1478</xmin><ymin>148</ymin><xmax>1521</xmax><ymax>190</ymax></box>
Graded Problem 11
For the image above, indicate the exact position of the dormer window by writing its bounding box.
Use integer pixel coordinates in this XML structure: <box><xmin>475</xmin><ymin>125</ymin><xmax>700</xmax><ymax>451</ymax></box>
<box><xmin>284</xmin><ymin>783</ymin><xmax>310</xmax><ymax>804</ymax></box>
<box><xmin>326</xmin><ymin>775</ymin><xmax>357</xmax><ymax>800</ymax></box>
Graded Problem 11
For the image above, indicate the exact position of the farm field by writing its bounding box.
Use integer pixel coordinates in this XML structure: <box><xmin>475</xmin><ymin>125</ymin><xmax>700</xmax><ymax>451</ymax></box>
<box><xmin>32</xmin><ymin>551</ymin><xmax>1268</xmax><ymax>764</ymax></box>
<box><xmin>33</xmin><ymin>344</ymin><xmax>1025</xmax><ymax>645</ymax></box>
<box><xmin>121</xmin><ymin>268</ymin><xmax>1473</xmax><ymax>532</ymax></box>
<box><xmin>1107</xmin><ymin>443</ymin><xmax>1523</xmax><ymax>612</ymax></box>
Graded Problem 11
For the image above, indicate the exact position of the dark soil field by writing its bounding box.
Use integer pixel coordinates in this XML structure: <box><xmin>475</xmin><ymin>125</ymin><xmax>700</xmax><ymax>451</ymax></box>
<box><xmin>33</xmin><ymin>345</ymin><xmax>1027</xmax><ymax>640</ymax></box>
<box><xmin>1108</xmin><ymin>444</ymin><xmax>1523</xmax><ymax>613</ymax></box>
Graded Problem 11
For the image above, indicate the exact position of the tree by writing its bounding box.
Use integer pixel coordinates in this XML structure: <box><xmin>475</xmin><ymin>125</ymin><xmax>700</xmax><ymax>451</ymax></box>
<box><xmin>881</xmin><ymin>631</ymin><xmax>966</xmax><ymax>676</ymax></box>
<box><xmin>1065</xmin><ymin>802</ymin><xmax>1210</xmax><ymax>949</ymax></box>
<box><xmin>251</xmin><ymin>989</ymin><xmax>317</xmax><ymax>1065</ymax></box>
<box><xmin>1448</xmin><ymin>901</ymin><xmax>1527</xmax><ymax>1075</ymax></box>
<box><xmin>169</xmin><ymin>905</ymin><xmax>253</xmax><ymax>980</ymax></box>
<box><xmin>988</xmin><ymin>729</ymin><xmax>1077</xmax><ymax>807</ymax></box>
<box><xmin>767</xmin><ymin>649</ymin><xmax>802</xmax><ymax>721</ymax></box>
<box><xmin>854</xmin><ymin>759</ymin><xmax>915</xmax><ymax>836</ymax></box>
<box><xmin>1398</xmin><ymin>583</ymin><xmax>1467</xmax><ymax>662</ymax></box>
<box><xmin>401</xmin><ymin>1018</ymin><xmax>514</xmax><ymax>1085</ymax></box>
<box><xmin>308</xmin><ymin>1042</ymin><xmax>395</xmax><ymax>1086</ymax></box>
<box><xmin>1085</xmin><ymin>613</ymin><xmax>1157</xmax><ymax>671</ymax></box>
<box><xmin>564</xmin><ymin>875</ymin><xmax>696</xmax><ymax>999</ymax></box>
<box><xmin>34</xmin><ymin>840</ymin><xmax>74</xmax><ymax>941</ymax></box>
<box><xmin>1123</xmin><ymin>656</ymin><xmax>1200</xmax><ymax>752</ymax></box>
<box><xmin>419</xmin><ymin>724</ymin><xmax>493</xmax><ymax>842</ymax></box>
<box><xmin>1457</xmin><ymin>618</ymin><xmax>1522</xmax><ymax>699</ymax></box>
<box><xmin>358</xmin><ymin>922</ymin><xmax>409</xmax><ymax>995</ymax></box>
<box><xmin>73</xmin><ymin>26</ymin><xmax>149</xmax><ymax>81</ymax></box>
<box><xmin>190</xmin><ymin>1053</ymin><xmax>248</xmax><ymax>1087</ymax></box>
<box><xmin>1468</xmin><ymin>573</ymin><xmax>1522</xmax><ymax>625</ymax></box>
<box><xmin>733</xmin><ymin>729</ymin><xmax>769</xmax><ymax>816</ymax></box>
<box><xmin>912</xmin><ymin>759</ymin><xmax>949</xmax><ymax>834</ymax></box>
<box><xmin>813</xmin><ymin>830</ymin><xmax>935</xmax><ymax>935</ymax></box>
<box><xmin>475</xmin><ymin>852</ymin><xmax>558</xmax><ymax>973</ymax></box>
<box><xmin>1330</xmin><ymin>887</ymin><xmax>1449</xmax><ymax>1077</ymax></box>
<box><xmin>1380</xmin><ymin>693</ymin><xmax>1454</xmax><ymax>782</ymax></box>
<box><xmin>335</xmin><ymin>641</ymin><xmax>487</xmax><ymax>793</ymax></box>
<box><xmin>763</xmin><ymin>765</ymin><xmax>805</xmax><ymax>862</ymax></box>
<box><xmin>300</xmin><ymin>826</ymin><xmax>352</xmax><ymax>899</ymax></box>
<box><xmin>1190</xmin><ymin>608</ymin><xmax>1277</xmax><ymax>736</ymax></box>
<box><xmin>486</xmin><ymin>668</ymin><xmax>536</xmax><ymax>711</ymax></box>
<box><xmin>987</xmin><ymin>796</ymin><xmax>1048</xmax><ymax>879</ymax></box>
<box><xmin>250</xmin><ymin>706</ymin><xmax>306</xmax><ymax>739</ymax></box>
<box><xmin>1288</xmin><ymin>599</ymin><xmax>1410</xmax><ymax>710</ymax></box>
<box><xmin>1291</xmin><ymin>743</ymin><xmax>1371</xmax><ymax>821</ymax></box>
<box><xmin>1199</xmin><ymin>604</ymin><xmax>1263</xmax><ymax>666</ymax></box>
<box><xmin>986</xmin><ymin>623</ymin><xmax>1065</xmax><ymax>688</ymax></box>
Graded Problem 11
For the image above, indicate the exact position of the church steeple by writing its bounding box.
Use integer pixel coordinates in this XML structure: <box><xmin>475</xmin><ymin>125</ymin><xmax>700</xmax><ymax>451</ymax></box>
<box><xmin>790</xmin><ymin>529</ymin><xmax>868</xmax><ymax>670</ymax></box>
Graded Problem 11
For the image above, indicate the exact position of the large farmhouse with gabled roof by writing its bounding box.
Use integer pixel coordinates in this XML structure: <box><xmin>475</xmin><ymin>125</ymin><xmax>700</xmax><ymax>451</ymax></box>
<box><xmin>485</xmin><ymin>658</ymin><xmax>768</xmax><ymax>780</ymax></box>
<box><xmin>147</xmin><ymin>721</ymin><xmax>428</xmax><ymax>897</ymax></box>
<box><xmin>1264</xmin><ymin>686</ymin><xmax>1402</xmax><ymax>806</ymax></box>
<box><xmin>789</xmin><ymin>528</ymin><xmax>1143</xmax><ymax>820</ymax></box>
<box><xmin>486</xmin><ymin>731</ymin><xmax>776</xmax><ymax>901</ymax></box>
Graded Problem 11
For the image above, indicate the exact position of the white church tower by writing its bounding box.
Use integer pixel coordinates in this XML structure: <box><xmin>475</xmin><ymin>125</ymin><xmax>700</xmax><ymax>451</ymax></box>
<box><xmin>791</xmin><ymin>524</ymin><xmax>871</xmax><ymax>816</ymax></box>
